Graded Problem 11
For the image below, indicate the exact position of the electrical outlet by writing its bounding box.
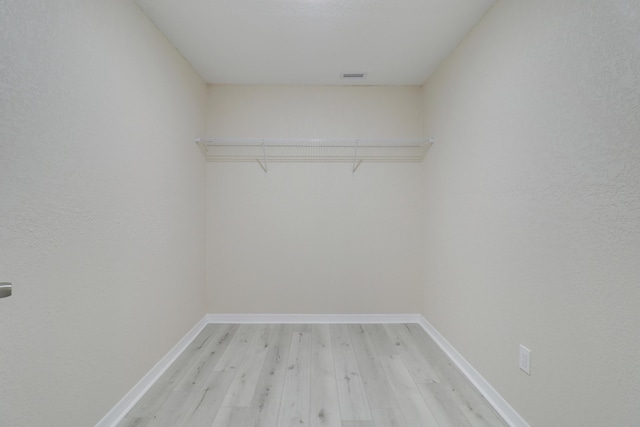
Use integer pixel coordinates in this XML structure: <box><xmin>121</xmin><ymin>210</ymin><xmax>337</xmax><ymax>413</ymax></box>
<box><xmin>519</xmin><ymin>345</ymin><xmax>531</xmax><ymax>375</ymax></box>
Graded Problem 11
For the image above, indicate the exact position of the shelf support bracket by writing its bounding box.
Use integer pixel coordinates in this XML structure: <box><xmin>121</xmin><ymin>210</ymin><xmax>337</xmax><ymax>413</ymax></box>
<box><xmin>353</xmin><ymin>160</ymin><xmax>363</xmax><ymax>173</ymax></box>
<box><xmin>352</xmin><ymin>140</ymin><xmax>360</xmax><ymax>174</ymax></box>
<box><xmin>257</xmin><ymin>140</ymin><xmax>268</xmax><ymax>173</ymax></box>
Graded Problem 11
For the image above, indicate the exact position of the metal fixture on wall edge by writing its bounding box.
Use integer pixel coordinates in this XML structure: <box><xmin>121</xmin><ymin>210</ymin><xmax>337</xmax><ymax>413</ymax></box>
<box><xmin>0</xmin><ymin>283</ymin><xmax>12</xmax><ymax>299</ymax></box>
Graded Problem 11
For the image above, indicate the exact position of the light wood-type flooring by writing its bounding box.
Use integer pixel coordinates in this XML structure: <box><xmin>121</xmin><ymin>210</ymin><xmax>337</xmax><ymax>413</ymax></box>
<box><xmin>118</xmin><ymin>324</ymin><xmax>507</xmax><ymax>427</ymax></box>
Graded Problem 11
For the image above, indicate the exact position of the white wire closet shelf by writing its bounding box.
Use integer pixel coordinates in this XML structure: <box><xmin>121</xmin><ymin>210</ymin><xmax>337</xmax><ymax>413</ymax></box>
<box><xmin>196</xmin><ymin>138</ymin><xmax>433</xmax><ymax>172</ymax></box>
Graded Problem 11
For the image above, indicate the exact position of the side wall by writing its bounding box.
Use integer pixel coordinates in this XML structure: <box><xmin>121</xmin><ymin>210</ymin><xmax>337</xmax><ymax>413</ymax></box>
<box><xmin>0</xmin><ymin>1</ymin><xmax>207</xmax><ymax>425</ymax></box>
<box><xmin>206</xmin><ymin>85</ymin><xmax>424</xmax><ymax>314</ymax></box>
<box><xmin>420</xmin><ymin>1</ymin><xmax>640</xmax><ymax>426</ymax></box>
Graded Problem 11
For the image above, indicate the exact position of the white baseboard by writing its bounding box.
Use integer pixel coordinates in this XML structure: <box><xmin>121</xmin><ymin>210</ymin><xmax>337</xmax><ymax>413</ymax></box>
<box><xmin>95</xmin><ymin>315</ymin><xmax>210</xmax><ymax>427</ymax></box>
<box><xmin>206</xmin><ymin>313</ymin><xmax>423</xmax><ymax>324</ymax></box>
<box><xmin>97</xmin><ymin>313</ymin><xmax>528</xmax><ymax>427</ymax></box>
<box><xmin>416</xmin><ymin>317</ymin><xmax>530</xmax><ymax>427</ymax></box>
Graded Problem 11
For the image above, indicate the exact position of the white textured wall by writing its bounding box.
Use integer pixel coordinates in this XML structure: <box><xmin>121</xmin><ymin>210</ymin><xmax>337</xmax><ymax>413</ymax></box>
<box><xmin>420</xmin><ymin>1</ymin><xmax>640</xmax><ymax>426</ymax></box>
<box><xmin>0</xmin><ymin>1</ymin><xmax>207</xmax><ymax>425</ymax></box>
<box><xmin>207</xmin><ymin>85</ymin><xmax>424</xmax><ymax>314</ymax></box>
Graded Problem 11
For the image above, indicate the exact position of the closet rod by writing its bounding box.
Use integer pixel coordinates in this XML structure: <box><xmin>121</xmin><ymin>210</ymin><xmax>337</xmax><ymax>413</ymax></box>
<box><xmin>195</xmin><ymin>138</ymin><xmax>433</xmax><ymax>145</ymax></box>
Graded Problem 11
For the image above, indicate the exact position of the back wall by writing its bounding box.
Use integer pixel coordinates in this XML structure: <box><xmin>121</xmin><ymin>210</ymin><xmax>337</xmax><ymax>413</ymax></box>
<box><xmin>206</xmin><ymin>85</ymin><xmax>424</xmax><ymax>314</ymax></box>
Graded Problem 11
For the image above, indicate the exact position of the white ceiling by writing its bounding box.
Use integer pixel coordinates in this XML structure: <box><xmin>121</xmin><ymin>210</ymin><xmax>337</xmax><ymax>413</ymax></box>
<box><xmin>134</xmin><ymin>0</ymin><xmax>495</xmax><ymax>86</ymax></box>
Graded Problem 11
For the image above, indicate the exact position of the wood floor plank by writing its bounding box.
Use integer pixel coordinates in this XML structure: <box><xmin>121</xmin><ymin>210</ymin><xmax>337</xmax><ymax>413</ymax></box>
<box><xmin>403</xmin><ymin>324</ymin><xmax>507</xmax><ymax>427</ymax></box>
<box><xmin>178</xmin><ymin>370</ymin><xmax>236</xmax><ymax>427</ymax></box>
<box><xmin>125</xmin><ymin>325</ymin><xmax>221</xmax><ymax>418</ymax></box>
<box><xmin>379</xmin><ymin>355</ymin><xmax>440</xmax><ymax>426</ymax></box>
<box><xmin>116</xmin><ymin>417</ymin><xmax>150</xmax><ymax>427</ymax></box>
<box><xmin>401</xmin><ymin>324</ymin><xmax>450</xmax><ymax>368</ymax></box>
<box><xmin>163</xmin><ymin>324</ymin><xmax>223</xmax><ymax>389</ymax></box>
<box><xmin>429</xmin><ymin>378</ymin><xmax>506</xmax><ymax>427</ymax></box>
<box><xmin>292</xmin><ymin>324</ymin><xmax>312</xmax><ymax>333</ymax></box>
<box><xmin>173</xmin><ymin>324</ymin><xmax>239</xmax><ymax>392</ymax></box>
<box><xmin>277</xmin><ymin>331</ymin><xmax>311</xmax><ymax>427</ymax></box>
<box><xmin>384</xmin><ymin>323</ymin><xmax>441</xmax><ymax>384</ymax></box>
<box><xmin>309</xmin><ymin>325</ymin><xmax>341</xmax><ymax>427</ymax></box>
<box><xmin>361</xmin><ymin>324</ymin><xmax>399</xmax><ymax>358</ymax></box>
<box><xmin>341</xmin><ymin>422</ymin><xmax>375</xmax><ymax>427</ymax></box>
<box><xmin>347</xmin><ymin>324</ymin><xmax>398</xmax><ymax>410</ymax></box>
<box><xmin>371</xmin><ymin>407</ymin><xmax>408</xmax><ymax>427</ymax></box>
<box><xmin>244</xmin><ymin>324</ymin><xmax>294</xmax><ymax>427</ymax></box>
<box><xmin>221</xmin><ymin>324</ymin><xmax>273</xmax><ymax>407</ymax></box>
<box><xmin>123</xmin><ymin>382</ymin><xmax>173</xmax><ymax>421</ymax></box>
<box><xmin>145</xmin><ymin>391</ymin><xmax>195</xmax><ymax>427</ymax></box>
<box><xmin>417</xmin><ymin>382</ymin><xmax>473</xmax><ymax>427</ymax></box>
<box><xmin>211</xmin><ymin>406</ymin><xmax>248</xmax><ymax>427</ymax></box>
<box><xmin>214</xmin><ymin>324</ymin><xmax>257</xmax><ymax>372</ymax></box>
<box><xmin>330</xmin><ymin>324</ymin><xmax>372</xmax><ymax>421</ymax></box>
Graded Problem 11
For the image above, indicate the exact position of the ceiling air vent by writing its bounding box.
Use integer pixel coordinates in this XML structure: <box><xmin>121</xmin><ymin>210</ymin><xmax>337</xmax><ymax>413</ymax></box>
<box><xmin>341</xmin><ymin>72</ymin><xmax>366</xmax><ymax>79</ymax></box>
